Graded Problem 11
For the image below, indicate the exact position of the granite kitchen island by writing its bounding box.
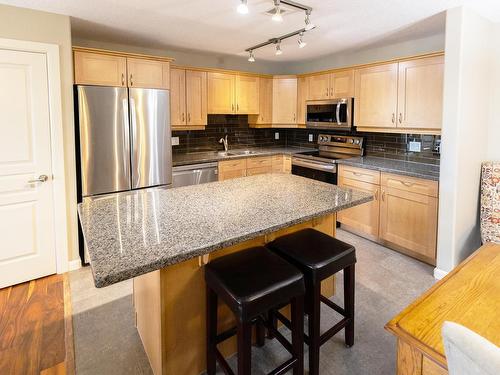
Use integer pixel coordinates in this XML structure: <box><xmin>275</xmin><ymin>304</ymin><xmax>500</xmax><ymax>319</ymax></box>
<box><xmin>78</xmin><ymin>174</ymin><xmax>372</xmax><ymax>375</ymax></box>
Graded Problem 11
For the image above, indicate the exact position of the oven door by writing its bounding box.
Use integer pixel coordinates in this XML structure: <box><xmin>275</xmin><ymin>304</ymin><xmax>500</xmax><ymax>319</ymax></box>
<box><xmin>292</xmin><ymin>157</ymin><xmax>337</xmax><ymax>184</ymax></box>
<box><xmin>306</xmin><ymin>98</ymin><xmax>353</xmax><ymax>130</ymax></box>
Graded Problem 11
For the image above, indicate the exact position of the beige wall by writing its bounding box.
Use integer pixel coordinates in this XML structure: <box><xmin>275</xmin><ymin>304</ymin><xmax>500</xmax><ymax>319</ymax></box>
<box><xmin>436</xmin><ymin>7</ymin><xmax>495</xmax><ymax>274</ymax></box>
<box><xmin>0</xmin><ymin>4</ymin><xmax>78</xmax><ymax>262</ymax></box>
<box><xmin>488</xmin><ymin>23</ymin><xmax>500</xmax><ymax>159</ymax></box>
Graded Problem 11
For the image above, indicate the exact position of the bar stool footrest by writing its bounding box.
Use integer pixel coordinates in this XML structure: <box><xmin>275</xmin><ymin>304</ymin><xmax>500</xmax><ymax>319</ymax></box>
<box><xmin>320</xmin><ymin>295</ymin><xmax>346</xmax><ymax>316</ymax></box>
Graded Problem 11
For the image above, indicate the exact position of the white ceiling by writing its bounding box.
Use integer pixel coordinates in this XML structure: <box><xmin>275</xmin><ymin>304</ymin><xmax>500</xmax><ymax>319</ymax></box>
<box><xmin>2</xmin><ymin>0</ymin><xmax>500</xmax><ymax>62</ymax></box>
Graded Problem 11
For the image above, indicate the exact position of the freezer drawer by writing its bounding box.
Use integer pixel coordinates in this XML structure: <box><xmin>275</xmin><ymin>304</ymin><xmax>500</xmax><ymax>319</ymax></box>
<box><xmin>172</xmin><ymin>163</ymin><xmax>218</xmax><ymax>187</ymax></box>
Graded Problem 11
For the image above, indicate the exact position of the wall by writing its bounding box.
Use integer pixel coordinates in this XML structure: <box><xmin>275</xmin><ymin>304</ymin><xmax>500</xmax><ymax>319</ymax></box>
<box><xmin>436</xmin><ymin>7</ymin><xmax>493</xmax><ymax>275</ymax></box>
<box><xmin>72</xmin><ymin>37</ymin><xmax>284</xmax><ymax>75</ymax></box>
<box><xmin>488</xmin><ymin>23</ymin><xmax>500</xmax><ymax>159</ymax></box>
<box><xmin>0</xmin><ymin>4</ymin><xmax>78</xmax><ymax>262</ymax></box>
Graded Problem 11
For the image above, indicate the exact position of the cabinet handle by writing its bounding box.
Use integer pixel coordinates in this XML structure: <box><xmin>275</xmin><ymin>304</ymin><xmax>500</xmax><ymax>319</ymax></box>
<box><xmin>326</xmin><ymin>88</ymin><xmax>329</xmax><ymax>97</ymax></box>
<box><xmin>188</xmin><ymin>113</ymin><xmax>191</xmax><ymax>123</ymax></box>
<box><xmin>237</xmin><ymin>103</ymin><xmax>239</xmax><ymax>112</ymax></box>
<box><xmin>130</xmin><ymin>74</ymin><xmax>133</xmax><ymax>86</ymax></box>
<box><xmin>293</xmin><ymin>113</ymin><xmax>296</xmax><ymax>122</ymax></box>
<box><xmin>392</xmin><ymin>113</ymin><xmax>395</xmax><ymax>124</ymax></box>
<box><xmin>374</xmin><ymin>189</ymin><xmax>379</xmax><ymax>200</ymax></box>
<box><xmin>232</xmin><ymin>103</ymin><xmax>234</xmax><ymax>112</ymax></box>
<box><xmin>399</xmin><ymin>113</ymin><xmax>402</xmax><ymax>124</ymax></box>
<box><xmin>382</xmin><ymin>190</ymin><xmax>386</xmax><ymax>201</ymax></box>
<box><xmin>182</xmin><ymin>113</ymin><xmax>185</xmax><ymax>122</ymax></box>
<box><xmin>402</xmin><ymin>181</ymin><xmax>414</xmax><ymax>187</ymax></box>
<box><xmin>353</xmin><ymin>172</ymin><xmax>365</xmax><ymax>177</ymax></box>
<box><xmin>330</xmin><ymin>88</ymin><xmax>333</xmax><ymax>97</ymax></box>
<box><xmin>121</xmin><ymin>73</ymin><xmax>125</xmax><ymax>86</ymax></box>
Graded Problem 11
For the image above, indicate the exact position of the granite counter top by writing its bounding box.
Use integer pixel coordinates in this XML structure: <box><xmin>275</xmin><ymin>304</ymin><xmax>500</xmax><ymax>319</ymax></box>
<box><xmin>78</xmin><ymin>174</ymin><xmax>372</xmax><ymax>287</ymax></box>
<box><xmin>172</xmin><ymin>146</ymin><xmax>316</xmax><ymax>167</ymax></box>
<box><xmin>336</xmin><ymin>156</ymin><xmax>440</xmax><ymax>181</ymax></box>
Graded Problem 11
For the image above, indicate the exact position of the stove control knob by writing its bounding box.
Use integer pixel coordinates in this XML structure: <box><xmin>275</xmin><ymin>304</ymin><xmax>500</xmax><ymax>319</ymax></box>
<box><xmin>348</xmin><ymin>139</ymin><xmax>354</xmax><ymax>144</ymax></box>
<box><xmin>354</xmin><ymin>139</ymin><xmax>360</xmax><ymax>145</ymax></box>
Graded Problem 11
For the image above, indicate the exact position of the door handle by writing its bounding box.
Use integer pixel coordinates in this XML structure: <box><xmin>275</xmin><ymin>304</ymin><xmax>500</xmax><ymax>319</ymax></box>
<box><xmin>121</xmin><ymin>73</ymin><xmax>125</xmax><ymax>86</ymax></box>
<box><xmin>28</xmin><ymin>175</ymin><xmax>49</xmax><ymax>183</ymax></box>
<box><xmin>392</xmin><ymin>113</ymin><xmax>395</xmax><ymax>124</ymax></box>
<box><xmin>188</xmin><ymin>113</ymin><xmax>191</xmax><ymax>123</ymax></box>
<box><xmin>399</xmin><ymin>113</ymin><xmax>402</xmax><ymax>124</ymax></box>
<box><xmin>182</xmin><ymin>113</ymin><xmax>185</xmax><ymax>122</ymax></box>
<box><xmin>336</xmin><ymin>101</ymin><xmax>341</xmax><ymax>126</ymax></box>
<box><xmin>381</xmin><ymin>190</ymin><xmax>386</xmax><ymax>201</ymax></box>
<box><xmin>237</xmin><ymin>103</ymin><xmax>239</xmax><ymax>112</ymax></box>
<box><xmin>326</xmin><ymin>88</ymin><xmax>329</xmax><ymax>97</ymax></box>
<box><xmin>330</xmin><ymin>87</ymin><xmax>333</xmax><ymax>97</ymax></box>
<box><xmin>232</xmin><ymin>103</ymin><xmax>234</xmax><ymax>112</ymax></box>
<box><xmin>374</xmin><ymin>189</ymin><xmax>379</xmax><ymax>200</ymax></box>
<box><xmin>130</xmin><ymin>74</ymin><xmax>133</xmax><ymax>86</ymax></box>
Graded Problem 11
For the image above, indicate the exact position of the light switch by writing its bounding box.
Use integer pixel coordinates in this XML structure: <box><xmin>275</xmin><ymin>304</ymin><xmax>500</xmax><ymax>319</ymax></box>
<box><xmin>308</xmin><ymin>134</ymin><xmax>314</xmax><ymax>142</ymax></box>
<box><xmin>408</xmin><ymin>141</ymin><xmax>421</xmax><ymax>152</ymax></box>
<box><xmin>275</xmin><ymin>132</ymin><xmax>280</xmax><ymax>140</ymax></box>
<box><xmin>171</xmin><ymin>137</ymin><xmax>179</xmax><ymax>146</ymax></box>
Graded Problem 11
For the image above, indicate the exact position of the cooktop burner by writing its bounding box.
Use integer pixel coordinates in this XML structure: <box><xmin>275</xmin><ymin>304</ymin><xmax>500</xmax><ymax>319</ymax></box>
<box><xmin>293</xmin><ymin>134</ymin><xmax>364</xmax><ymax>164</ymax></box>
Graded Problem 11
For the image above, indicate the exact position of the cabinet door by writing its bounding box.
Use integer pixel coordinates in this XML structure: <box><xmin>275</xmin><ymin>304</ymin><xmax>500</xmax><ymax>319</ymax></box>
<box><xmin>355</xmin><ymin>63</ymin><xmax>398</xmax><ymax>128</ymax></box>
<box><xmin>186</xmin><ymin>70</ymin><xmax>207</xmax><ymax>126</ymax></box>
<box><xmin>207</xmin><ymin>72</ymin><xmax>235</xmax><ymax>114</ymax></box>
<box><xmin>379</xmin><ymin>186</ymin><xmax>438</xmax><ymax>263</ymax></box>
<box><xmin>397</xmin><ymin>56</ymin><xmax>444</xmax><ymax>130</ymax></box>
<box><xmin>307</xmin><ymin>73</ymin><xmax>330</xmax><ymax>100</ymax></box>
<box><xmin>256</xmin><ymin>77</ymin><xmax>273</xmax><ymax>124</ymax></box>
<box><xmin>74</xmin><ymin>51</ymin><xmax>127</xmax><ymax>86</ymax></box>
<box><xmin>338</xmin><ymin>177</ymin><xmax>380</xmax><ymax>239</ymax></box>
<box><xmin>330</xmin><ymin>70</ymin><xmax>354</xmax><ymax>98</ymax></box>
<box><xmin>236</xmin><ymin>75</ymin><xmax>259</xmax><ymax>114</ymax></box>
<box><xmin>272</xmin><ymin>78</ymin><xmax>297</xmax><ymax>124</ymax></box>
<box><xmin>127</xmin><ymin>58</ymin><xmax>169</xmax><ymax>89</ymax></box>
<box><xmin>297</xmin><ymin>76</ymin><xmax>308</xmax><ymax>125</ymax></box>
<box><xmin>170</xmin><ymin>68</ymin><xmax>186</xmax><ymax>127</ymax></box>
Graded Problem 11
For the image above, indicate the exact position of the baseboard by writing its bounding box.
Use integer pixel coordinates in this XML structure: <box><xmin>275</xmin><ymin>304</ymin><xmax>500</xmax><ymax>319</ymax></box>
<box><xmin>68</xmin><ymin>258</ymin><xmax>82</xmax><ymax>271</ymax></box>
<box><xmin>433</xmin><ymin>267</ymin><xmax>448</xmax><ymax>280</ymax></box>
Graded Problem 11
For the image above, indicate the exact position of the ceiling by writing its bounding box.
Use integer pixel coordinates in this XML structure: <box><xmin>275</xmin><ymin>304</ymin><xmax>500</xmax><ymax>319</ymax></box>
<box><xmin>1</xmin><ymin>0</ymin><xmax>500</xmax><ymax>62</ymax></box>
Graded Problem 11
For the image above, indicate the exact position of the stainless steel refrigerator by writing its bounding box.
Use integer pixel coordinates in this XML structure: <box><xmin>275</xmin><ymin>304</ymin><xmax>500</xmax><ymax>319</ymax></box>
<box><xmin>76</xmin><ymin>85</ymin><xmax>172</xmax><ymax>197</ymax></box>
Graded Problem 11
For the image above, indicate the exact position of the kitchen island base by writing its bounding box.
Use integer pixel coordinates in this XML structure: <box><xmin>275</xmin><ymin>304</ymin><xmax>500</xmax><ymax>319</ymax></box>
<box><xmin>133</xmin><ymin>213</ymin><xmax>337</xmax><ymax>375</ymax></box>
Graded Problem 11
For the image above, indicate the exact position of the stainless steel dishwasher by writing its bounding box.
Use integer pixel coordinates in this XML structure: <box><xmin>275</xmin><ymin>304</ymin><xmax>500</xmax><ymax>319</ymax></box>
<box><xmin>172</xmin><ymin>162</ymin><xmax>218</xmax><ymax>187</ymax></box>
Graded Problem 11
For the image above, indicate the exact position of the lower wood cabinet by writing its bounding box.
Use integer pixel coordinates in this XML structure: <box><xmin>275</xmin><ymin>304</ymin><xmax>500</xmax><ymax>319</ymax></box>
<box><xmin>218</xmin><ymin>159</ymin><xmax>247</xmax><ymax>181</ymax></box>
<box><xmin>338</xmin><ymin>165</ymin><xmax>439</xmax><ymax>265</ymax></box>
<box><xmin>218</xmin><ymin>155</ymin><xmax>291</xmax><ymax>181</ymax></box>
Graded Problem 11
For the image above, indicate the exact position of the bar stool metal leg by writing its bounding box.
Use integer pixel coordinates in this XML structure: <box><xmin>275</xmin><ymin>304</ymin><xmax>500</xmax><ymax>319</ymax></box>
<box><xmin>237</xmin><ymin>320</ymin><xmax>252</xmax><ymax>375</ymax></box>
<box><xmin>291</xmin><ymin>296</ymin><xmax>305</xmax><ymax>375</ymax></box>
<box><xmin>308</xmin><ymin>284</ymin><xmax>321</xmax><ymax>375</ymax></box>
<box><xmin>206</xmin><ymin>286</ymin><xmax>218</xmax><ymax>375</ymax></box>
<box><xmin>344</xmin><ymin>264</ymin><xmax>355</xmax><ymax>347</ymax></box>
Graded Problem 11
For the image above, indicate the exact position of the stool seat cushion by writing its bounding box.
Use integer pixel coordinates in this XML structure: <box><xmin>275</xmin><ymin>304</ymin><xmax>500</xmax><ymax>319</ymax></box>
<box><xmin>205</xmin><ymin>247</ymin><xmax>305</xmax><ymax>322</ymax></box>
<box><xmin>267</xmin><ymin>229</ymin><xmax>356</xmax><ymax>282</ymax></box>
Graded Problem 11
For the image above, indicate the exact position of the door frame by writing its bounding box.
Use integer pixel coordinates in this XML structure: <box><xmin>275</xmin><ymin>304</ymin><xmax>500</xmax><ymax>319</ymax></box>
<box><xmin>0</xmin><ymin>37</ymin><xmax>69</xmax><ymax>274</ymax></box>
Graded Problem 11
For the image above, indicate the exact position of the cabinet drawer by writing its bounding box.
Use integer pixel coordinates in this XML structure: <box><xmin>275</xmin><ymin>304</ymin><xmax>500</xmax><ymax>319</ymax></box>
<box><xmin>339</xmin><ymin>165</ymin><xmax>380</xmax><ymax>184</ymax></box>
<box><xmin>272</xmin><ymin>155</ymin><xmax>283</xmax><ymax>165</ymax></box>
<box><xmin>218</xmin><ymin>159</ymin><xmax>247</xmax><ymax>172</ymax></box>
<box><xmin>247</xmin><ymin>156</ymin><xmax>272</xmax><ymax>169</ymax></box>
<box><xmin>381</xmin><ymin>173</ymin><xmax>438</xmax><ymax>197</ymax></box>
<box><xmin>247</xmin><ymin>166</ymin><xmax>272</xmax><ymax>176</ymax></box>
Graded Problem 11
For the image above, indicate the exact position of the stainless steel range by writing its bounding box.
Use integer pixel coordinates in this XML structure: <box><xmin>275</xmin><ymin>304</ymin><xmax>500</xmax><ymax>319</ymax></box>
<box><xmin>292</xmin><ymin>134</ymin><xmax>364</xmax><ymax>184</ymax></box>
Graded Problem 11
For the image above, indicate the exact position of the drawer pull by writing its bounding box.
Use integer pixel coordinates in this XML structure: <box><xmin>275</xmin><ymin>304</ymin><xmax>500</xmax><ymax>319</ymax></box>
<box><xmin>352</xmin><ymin>172</ymin><xmax>365</xmax><ymax>177</ymax></box>
<box><xmin>402</xmin><ymin>181</ymin><xmax>415</xmax><ymax>187</ymax></box>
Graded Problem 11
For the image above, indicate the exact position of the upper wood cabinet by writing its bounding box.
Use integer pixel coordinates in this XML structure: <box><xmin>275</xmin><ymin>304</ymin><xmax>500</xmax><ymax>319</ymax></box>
<box><xmin>307</xmin><ymin>70</ymin><xmax>354</xmax><ymax>100</ymax></box>
<box><xmin>397</xmin><ymin>56</ymin><xmax>444</xmax><ymax>130</ymax></box>
<box><xmin>355</xmin><ymin>55</ymin><xmax>444</xmax><ymax>133</ymax></box>
<box><xmin>74</xmin><ymin>49</ymin><xmax>172</xmax><ymax>89</ymax></box>
<box><xmin>249</xmin><ymin>77</ymin><xmax>273</xmax><ymax>125</ymax></box>
<box><xmin>74</xmin><ymin>51</ymin><xmax>127</xmax><ymax>87</ymax></box>
<box><xmin>207</xmin><ymin>72</ymin><xmax>259</xmax><ymax>114</ymax></box>
<box><xmin>272</xmin><ymin>77</ymin><xmax>297</xmax><ymax>124</ymax></box>
<box><xmin>297</xmin><ymin>76</ymin><xmax>308</xmax><ymax>125</ymax></box>
<box><xmin>171</xmin><ymin>68</ymin><xmax>207</xmax><ymax>130</ymax></box>
<box><xmin>355</xmin><ymin>63</ymin><xmax>399</xmax><ymax>128</ymax></box>
<box><xmin>127</xmin><ymin>58</ymin><xmax>170</xmax><ymax>89</ymax></box>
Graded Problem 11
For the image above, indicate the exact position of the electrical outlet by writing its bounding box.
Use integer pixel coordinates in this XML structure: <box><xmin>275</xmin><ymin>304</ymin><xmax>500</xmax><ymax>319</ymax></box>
<box><xmin>308</xmin><ymin>134</ymin><xmax>314</xmax><ymax>142</ymax></box>
<box><xmin>274</xmin><ymin>132</ymin><xmax>279</xmax><ymax>140</ymax></box>
<box><xmin>171</xmin><ymin>137</ymin><xmax>179</xmax><ymax>146</ymax></box>
<box><xmin>408</xmin><ymin>141</ymin><xmax>421</xmax><ymax>152</ymax></box>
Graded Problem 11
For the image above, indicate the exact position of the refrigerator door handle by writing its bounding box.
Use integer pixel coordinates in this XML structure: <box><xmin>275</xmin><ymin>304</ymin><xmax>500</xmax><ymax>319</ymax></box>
<box><xmin>122</xmin><ymin>98</ymin><xmax>131</xmax><ymax>176</ymax></box>
<box><xmin>129</xmin><ymin>97</ymin><xmax>140</xmax><ymax>184</ymax></box>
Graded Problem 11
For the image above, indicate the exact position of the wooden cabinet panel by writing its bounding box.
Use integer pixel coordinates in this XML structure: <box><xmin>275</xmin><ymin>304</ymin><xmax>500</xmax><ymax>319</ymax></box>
<box><xmin>331</xmin><ymin>70</ymin><xmax>354</xmax><ymax>98</ymax></box>
<box><xmin>208</xmin><ymin>72</ymin><xmax>236</xmax><ymax>114</ymax></box>
<box><xmin>338</xmin><ymin>165</ymin><xmax>380</xmax><ymax>185</ymax></box>
<box><xmin>74</xmin><ymin>51</ymin><xmax>127</xmax><ymax>86</ymax></box>
<box><xmin>258</xmin><ymin>77</ymin><xmax>273</xmax><ymax>124</ymax></box>
<box><xmin>307</xmin><ymin>73</ymin><xmax>330</xmax><ymax>100</ymax></box>
<box><xmin>338</xmin><ymin>177</ymin><xmax>380</xmax><ymax>239</ymax></box>
<box><xmin>246</xmin><ymin>156</ymin><xmax>272</xmax><ymax>169</ymax></box>
<box><xmin>272</xmin><ymin>155</ymin><xmax>284</xmax><ymax>172</ymax></box>
<box><xmin>127</xmin><ymin>58</ymin><xmax>169</xmax><ymax>89</ymax></box>
<box><xmin>185</xmin><ymin>70</ymin><xmax>207</xmax><ymax>126</ymax></box>
<box><xmin>355</xmin><ymin>63</ymin><xmax>398</xmax><ymax>128</ymax></box>
<box><xmin>236</xmin><ymin>75</ymin><xmax>259</xmax><ymax>114</ymax></box>
<box><xmin>397</xmin><ymin>56</ymin><xmax>444</xmax><ymax>130</ymax></box>
<box><xmin>283</xmin><ymin>156</ymin><xmax>292</xmax><ymax>173</ymax></box>
<box><xmin>170</xmin><ymin>68</ymin><xmax>186</xmax><ymax>127</ymax></box>
<box><xmin>381</xmin><ymin>173</ymin><xmax>438</xmax><ymax>197</ymax></box>
<box><xmin>247</xmin><ymin>166</ymin><xmax>272</xmax><ymax>176</ymax></box>
<box><xmin>272</xmin><ymin>78</ymin><xmax>297</xmax><ymax>124</ymax></box>
<box><xmin>380</xmin><ymin>186</ymin><xmax>438</xmax><ymax>263</ymax></box>
<box><xmin>218</xmin><ymin>159</ymin><xmax>247</xmax><ymax>181</ymax></box>
<box><xmin>297</xmin><ymin>76</ymin><xmax>308</xmax><ymax>125</ymax></box>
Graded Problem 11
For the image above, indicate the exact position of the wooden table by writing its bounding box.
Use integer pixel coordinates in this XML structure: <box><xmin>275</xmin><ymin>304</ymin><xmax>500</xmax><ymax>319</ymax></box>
<box><xmin>385</xmin><ymin>243</ymin><xmax>500</xmax><ymax>375</ymax></box>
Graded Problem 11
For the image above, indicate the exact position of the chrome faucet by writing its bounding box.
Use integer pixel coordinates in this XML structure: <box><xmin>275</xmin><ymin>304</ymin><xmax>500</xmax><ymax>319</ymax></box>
<box><xmin>219</xmin><ymin>135</ymin><xmax>229</xmax><ymax>152</ymax></box>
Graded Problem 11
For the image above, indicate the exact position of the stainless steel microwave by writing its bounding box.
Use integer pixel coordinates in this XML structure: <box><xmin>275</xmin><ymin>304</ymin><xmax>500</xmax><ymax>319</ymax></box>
<box><xmin>306</xmin><ymin>98</ymin><xmax>353</xmax><ymax>130</ymax></box>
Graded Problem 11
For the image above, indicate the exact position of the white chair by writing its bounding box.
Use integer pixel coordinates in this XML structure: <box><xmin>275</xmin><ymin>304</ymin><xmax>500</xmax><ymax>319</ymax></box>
<box><xmin>480</xmin><ymin>162</ymin><xmax>500</xmax><ymax>244</ymax></box>
<box><xmin>442</xmin><ymin>321</ymin><xmax>500</xmax><ymax>375</ymax></box>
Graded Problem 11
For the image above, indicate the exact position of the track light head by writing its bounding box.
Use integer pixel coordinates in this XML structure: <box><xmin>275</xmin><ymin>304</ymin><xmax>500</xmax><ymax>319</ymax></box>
<box><xmin>298</xmin><ymin>32</ymin><xmax>306</xmax><ymax>48</ymax></box>
<box><xmin>248</xmin><ymin>50</ymin><xmax>255</xmax><ymax>62</ymax></box>
<box><xmin>304</xmin><ymin>13</ymin><xmax>315</xmax><ymax>30</ymax></box>
<box><xmin>275</xmin><ymin>41</ymin><xmax>283</xmax><ymax>55</ymax></box>
<box><xmin>272</xmin><ymin>0</ymin><xmax>283</xmax><ymax>22</ymax></box>
<box><xmin>237</xmin><ymin>0</ymin><xmax>249</xmax><ymax>14</ymax></box>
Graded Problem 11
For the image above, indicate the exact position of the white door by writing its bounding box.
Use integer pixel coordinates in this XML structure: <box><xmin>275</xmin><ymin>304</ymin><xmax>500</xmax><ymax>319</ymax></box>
<box><xmin>0</xmin><ymin>48</ymin><xmax>57</xmax><ymax>288</ymax></box>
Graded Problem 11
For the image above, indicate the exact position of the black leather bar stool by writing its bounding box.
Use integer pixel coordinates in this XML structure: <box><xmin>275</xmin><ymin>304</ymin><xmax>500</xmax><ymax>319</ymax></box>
<box><xmin>266</xmin><ymin>229</ymin><xmax>356</xmax><ymax>375</ymax></box>
<box><xmin>205</xmin><ymin>247</ymin><xmax>306</xmax><ymax>375</ymax></box>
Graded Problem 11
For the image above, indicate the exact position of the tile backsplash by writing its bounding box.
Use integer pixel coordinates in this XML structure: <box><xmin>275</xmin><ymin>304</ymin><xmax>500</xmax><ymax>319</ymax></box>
<box><xmin>172</xmin><ymin>115</ymin><xmax>440</xmax><ymax>165</ymax></box>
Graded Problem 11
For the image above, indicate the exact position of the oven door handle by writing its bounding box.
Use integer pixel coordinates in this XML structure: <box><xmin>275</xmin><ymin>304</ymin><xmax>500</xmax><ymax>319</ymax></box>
<box><xmin>292</xmin><ymin>158</ymin><xmax>337</xmax><ymax>173</ymax></box>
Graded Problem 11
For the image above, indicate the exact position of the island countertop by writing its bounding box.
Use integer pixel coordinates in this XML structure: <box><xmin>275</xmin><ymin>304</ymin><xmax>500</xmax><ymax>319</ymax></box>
<box><xmin>78</xmin><ymin>174</ymin><xmax>372</xmax><ymax>287</ymax></box>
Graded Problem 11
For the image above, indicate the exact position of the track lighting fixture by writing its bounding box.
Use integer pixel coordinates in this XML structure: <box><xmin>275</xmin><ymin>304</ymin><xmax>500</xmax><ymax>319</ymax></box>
<box><xmin>275</xmin><ymin>41</ymin><xmax>283</xmax><ymax>55</ymax></box>
<box><xmin>237</xmin><ymin>0</ymin><xmax>249</xmax><ymax>14</ymax></box>
<box><xmin>248</xmin><ymin>50</ymin><xmax>255</xmax><ymax>62</ymax></box>
<box><xmin>272</xmin><ymin>0</ymin><xmax>283</xmax><ymax>22</ymax></box>
<box><xmin>304</xmin><ymin>11</ymin><xmax>315</xmax><ymax>31</ymax></box>
<box><xmin>297</xmin><ymin>32</ymin><xmax>306</xmax><ymax>48</ymax></box>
